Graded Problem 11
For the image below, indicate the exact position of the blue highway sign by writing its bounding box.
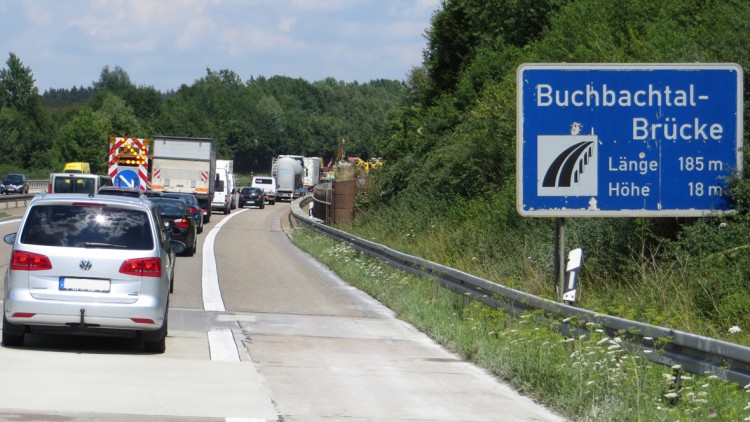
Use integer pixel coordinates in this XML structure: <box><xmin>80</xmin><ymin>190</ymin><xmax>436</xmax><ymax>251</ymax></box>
<box><xmin>517</xmin><ymin>64</ymin><xmax>743</xmax><ymax>217</ymax></box>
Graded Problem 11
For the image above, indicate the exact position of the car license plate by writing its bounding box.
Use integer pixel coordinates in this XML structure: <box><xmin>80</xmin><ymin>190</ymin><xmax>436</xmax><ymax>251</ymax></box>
<box><xmin>59</xmin><ymin>277</ymin><xmax>111</xmax><ymax>292</ymax></box>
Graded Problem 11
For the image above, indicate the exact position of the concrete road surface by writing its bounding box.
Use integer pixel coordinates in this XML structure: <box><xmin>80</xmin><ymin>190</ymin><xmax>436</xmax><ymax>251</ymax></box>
<box><xmin>0</xmin><ymin>201</ymin><xmax>564</xmax><ymax>421</ymax></box>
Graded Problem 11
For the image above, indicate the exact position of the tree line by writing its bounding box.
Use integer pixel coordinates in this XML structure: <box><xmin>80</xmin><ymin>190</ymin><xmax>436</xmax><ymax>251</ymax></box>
<box><xmin>0</xmin><ymin>57</ymin><xmax>405</xmax><ymax>176</ymax></box>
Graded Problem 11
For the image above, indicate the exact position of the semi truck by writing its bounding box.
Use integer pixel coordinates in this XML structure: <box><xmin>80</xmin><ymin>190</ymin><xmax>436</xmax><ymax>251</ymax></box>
<box><xmin>272</xmin><ymin>155</ymin><xmax>304</xmax><ymax>201</ymax></box>
<box><xmin>149</xmin><ymin>136</ymin><xmax>217</xmax><ymax>223</ymax></box>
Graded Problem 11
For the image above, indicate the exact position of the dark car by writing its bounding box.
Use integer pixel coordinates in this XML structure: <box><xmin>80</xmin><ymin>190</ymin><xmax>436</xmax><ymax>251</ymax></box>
<box><xmin>3</xmin><ymin>173</ymin><xmax>28</xmax><ymax>194</ymax></box>
<box><xmin>162</xmin><ymin>192</ymin><xmax>204</xmax><ymax>234</ymax></box>
<box><xmin>98</xmin><ymin>186</ymin><xmax>146</xmax><ymax>198</ymax></box>
<box><xmin>239</xmin><ymin>187</ymin><xmax>265</xmax><ymax>209</ymax></box>
<box><xmin>148</xmin><ymin>197</ymin><xmax>197</xmax><ymax>257</ymax></box>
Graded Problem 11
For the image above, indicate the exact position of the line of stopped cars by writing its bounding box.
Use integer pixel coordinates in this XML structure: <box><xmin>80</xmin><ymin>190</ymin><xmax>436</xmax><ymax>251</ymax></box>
<box><xmin>1</xmin><ymin>184</ymin><xmax>221</xmax><ymax>353</ymax></box>
<box><xmin>2</xmin><ymin>183</ymin><xmax>271</xmax><ymax>353</ymax></box>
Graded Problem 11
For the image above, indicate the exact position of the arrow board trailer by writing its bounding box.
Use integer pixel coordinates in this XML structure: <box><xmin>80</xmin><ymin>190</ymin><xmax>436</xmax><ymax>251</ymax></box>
<box><xmin>517</xmin><ymin>63</ymin><xmax>743</xmax><ymax>217</ymax></box>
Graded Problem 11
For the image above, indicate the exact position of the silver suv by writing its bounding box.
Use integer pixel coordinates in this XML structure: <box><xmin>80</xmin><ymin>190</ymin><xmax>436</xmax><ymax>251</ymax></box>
<box><xmin>2</xmin><ymin>193</ymin><xmax>185</xmax><ymax>353</ymax></box>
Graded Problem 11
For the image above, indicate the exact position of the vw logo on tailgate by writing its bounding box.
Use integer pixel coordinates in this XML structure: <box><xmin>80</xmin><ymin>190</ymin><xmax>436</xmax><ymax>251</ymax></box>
<box><xmin>79</xmin><ymin>259</ymin><xmax>92</xmax><ymax>271</ymax></box>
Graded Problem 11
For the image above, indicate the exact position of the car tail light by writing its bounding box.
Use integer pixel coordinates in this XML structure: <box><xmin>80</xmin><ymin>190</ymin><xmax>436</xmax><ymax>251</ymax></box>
<box><xmin>12</xmin><ymin>313</ymin><xmax>36</xmax><ymax>318</ymax></box>
<box><xmin>47</xmin><ymin>183</ymin><xmax>52</xmax><ymax>193</ymax></box>
<box><xmin>188</xmin><ymin>206</ymin><xmax>200</xmax><ymax>214</ymax></box>
<box><xmin>174</xmin><ymin>218</ymin><xmax>190</xmax><ymax>229</ymax></box>
<box><xmin>11</xmin><ymin>250</ymin><xmax>52</xmax><ymax>271</ymax></box>
<box><xmin>119</xmin><ymin>258</ymin><xmax>162</xmax><ymax>277</ymax></box>
<box><xmin>130</xmin><ymin>318</ymin><xmax>156</xmax><ymax>324</ymax></box>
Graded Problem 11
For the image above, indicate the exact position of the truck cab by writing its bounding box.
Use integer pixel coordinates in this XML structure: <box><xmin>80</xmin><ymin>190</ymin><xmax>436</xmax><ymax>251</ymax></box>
<box><xmin>63</xmin><ymin>162</ymin><xmax>91</xmax><ymax>174</ymax></box>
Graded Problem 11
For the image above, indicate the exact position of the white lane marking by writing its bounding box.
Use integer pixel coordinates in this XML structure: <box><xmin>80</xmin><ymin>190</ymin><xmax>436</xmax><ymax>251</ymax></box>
<box><xmin>0</xmin><ymin>218</ymin><xmax>21</xmax><ymax>225</ymax></box>
<box><xmin>202</xmin><ymin>209</ymin><xmax>247</xmax><ymax>311</ymax></box>
<box><xmin>225</xmin><ymin>418</ymin><xmax>270</xmax><ymax>422</ymax></box>
<box><xmin>203</xmin><ymin>209</ymin><xmax>247</xmax><ymax>364</ymax></box>
<box><xmin>208</xmin><ymin>329</ymin><xmax>241</xmax><ymax>362</ymax></box>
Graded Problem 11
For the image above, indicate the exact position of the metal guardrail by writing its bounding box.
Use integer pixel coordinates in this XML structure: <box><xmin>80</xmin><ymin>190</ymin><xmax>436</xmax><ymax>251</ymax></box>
<box><xmin>0</xmin><ymin>180</ymin><xmax>46</xmax><ymax>210</ymax></box>
<box><xmin>291</xmin><ymin>196</ymin><xmax>750</xmax><ymax>386</ymax></box>
<box><xmin>28</xmin><ymin>179</ymin><xmax>47</xmax><ymax>190</ymax></box>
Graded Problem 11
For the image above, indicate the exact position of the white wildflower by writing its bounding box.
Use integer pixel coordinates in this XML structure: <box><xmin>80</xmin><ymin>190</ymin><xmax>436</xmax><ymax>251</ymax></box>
<box><xmin>729</xmin><ymin>326</ymin><xmax>742</xmax><ymax>334</ymax></box>
<box><xmin>664</xmin><ymin>392</ymin><xmax>679</xmax><ymax>399</ymax></box>
<box><xmin>671</xmin><ymin>364</ymin><xmax>682</xmax><ymax>370</ymax></box>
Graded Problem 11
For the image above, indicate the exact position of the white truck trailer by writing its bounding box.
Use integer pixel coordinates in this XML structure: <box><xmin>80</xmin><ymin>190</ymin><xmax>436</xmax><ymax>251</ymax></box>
<box><xmin>149</xmin><ymin>136</ymin><xmax>216</xmax><ymax>223</ymax></box>
<box><xmin>272</xmin><ymin>155</ymin><xmax>304</xmax><ymax>201</ymax></box>
<box><xmin>302</xmin><ymin>157</ymin><xmax>321</xmax><ymax>188</ymax></box>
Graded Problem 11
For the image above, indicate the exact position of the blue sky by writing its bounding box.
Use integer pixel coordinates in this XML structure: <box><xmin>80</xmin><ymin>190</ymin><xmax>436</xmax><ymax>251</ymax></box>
<box><xmin>0</xmin><ymin>0</ymin><xmax>442</xmax><ymax>93</ymax></box>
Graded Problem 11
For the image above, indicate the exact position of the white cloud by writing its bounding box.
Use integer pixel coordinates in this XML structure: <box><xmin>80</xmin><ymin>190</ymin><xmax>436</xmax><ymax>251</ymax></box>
<box><xmin>278</xmin><ymin>16</ymin><xmax>296</xmax><ymax>32</ymax></box>
<box><xmin>219</xmin><ymin>25</ymin><xmax>302</xmax><ymax>55</ymax></box>
<box><xmin>175</xmin><ymin>16</ymin><xmax>216</xmax><ymax>50</ymax></box>
<box><xmin>291</xmin><ymin>0</ymin><xmax>351</xmax><ymax>12</ymax></box>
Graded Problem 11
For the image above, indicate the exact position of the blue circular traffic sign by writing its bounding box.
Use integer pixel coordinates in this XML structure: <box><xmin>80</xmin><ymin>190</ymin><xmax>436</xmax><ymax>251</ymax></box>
<box><xmin>115</xmin><ymin>169</ymin><xmax>140</xmax><ymax>188</ymax></box>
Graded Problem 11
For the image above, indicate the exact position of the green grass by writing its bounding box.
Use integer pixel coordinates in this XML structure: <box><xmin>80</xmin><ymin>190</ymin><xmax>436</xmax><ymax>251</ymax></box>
<box><xmin>291</xmin><ymin>228</ymin><xmax>750</xmax><ymax>421</ymax></box>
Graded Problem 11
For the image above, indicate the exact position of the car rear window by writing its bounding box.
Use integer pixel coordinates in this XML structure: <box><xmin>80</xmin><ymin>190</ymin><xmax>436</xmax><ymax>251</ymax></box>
<box><xmin>53</xmin><ymin>177</ymin><xmax>97</xmax><ymax>194</ymax></box>
<box><xmin>254</xmin><ymin>178</ymin><xmax>272</xmax><ymax>185</ymax></box>
<box><xmin>151</xmin><ymin>201</ymin><xmax>186</xmax><ymax>216</ymax></box>
<box><xmin>21</xmin><ymin>204</ymin><xmax>154</xmax><ymax>250</ymax></box>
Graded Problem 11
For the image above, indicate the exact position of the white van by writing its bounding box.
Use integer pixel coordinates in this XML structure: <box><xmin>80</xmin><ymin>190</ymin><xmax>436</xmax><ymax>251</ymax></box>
<box><xmin>48</xmin><ymin>173</ymin><xmax>113</xmax><ymax>194</ymax></box>
<box><xmin>211</xmin><ymin>167</ymin><xmax>232</xmax><ymax>214</ymax></box>
<box><xmin>251</xmin><ymin>176</ymin><xmax>276</xmax><ymax>205</ymax></box>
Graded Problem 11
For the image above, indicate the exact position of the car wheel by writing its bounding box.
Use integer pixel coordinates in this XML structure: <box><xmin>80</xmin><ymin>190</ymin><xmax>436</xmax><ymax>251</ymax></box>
<box><xmin>2</xmin><ymin>315</ymin><xmax>25</xmax><ymax>347</ymax></box>
<box><xmin>225</xmin><ymin>205</ymin><xmax>231</xmax><ymax>214</ymax></box>
<box><xmin>144</xmin><ymin>318</ymin><xmax>167</xmax><ymax>354</ymax></box>
<box><xmin>260</xmin><ymin>202</ymin><xmax>265</xmax><ymax>209</ymax></box>
<box><xmin>187</xmin><ymin>236</ymin><xmax>196</xmax><ymax>256</ymax></box>
<box><xmin>197</xmin><ymin>224</ymin><xmax>203</xmax><ymax>234</ymax></box>
<box><xmin>169</xmin><ymin>272</ymin><xmax>174</xmax><ymax>293</ymax></box>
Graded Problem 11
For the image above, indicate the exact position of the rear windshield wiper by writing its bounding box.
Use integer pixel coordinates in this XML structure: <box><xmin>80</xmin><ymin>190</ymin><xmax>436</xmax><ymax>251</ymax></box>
<box><xmin>82</xmin><ymin>242</ymin><xmax>128</xmax><ymax>249</ymax></box>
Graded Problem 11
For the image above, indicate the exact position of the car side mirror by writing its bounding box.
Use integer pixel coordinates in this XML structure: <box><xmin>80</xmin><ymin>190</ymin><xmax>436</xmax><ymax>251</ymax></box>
<box><xmin>3</xmin><ymin>233</ymin><xmax>16</xmax><ymax>245</ymax></box>
<box><xmin>169</xmin><ymin>240</ymin><xmax>186</xmax><ymax>254</ymax></box>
